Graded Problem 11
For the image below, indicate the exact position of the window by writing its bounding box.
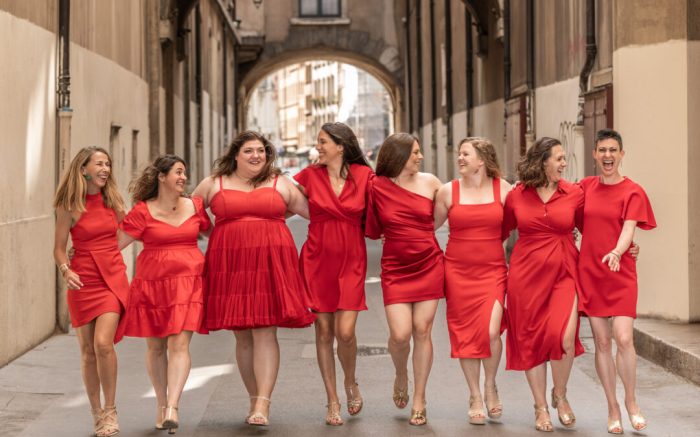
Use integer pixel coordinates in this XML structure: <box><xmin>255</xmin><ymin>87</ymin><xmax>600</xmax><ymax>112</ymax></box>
<box><xmin>299</xmin><ymin>0</ymin><xmax>341</xmax><ymax>17</ymax></box>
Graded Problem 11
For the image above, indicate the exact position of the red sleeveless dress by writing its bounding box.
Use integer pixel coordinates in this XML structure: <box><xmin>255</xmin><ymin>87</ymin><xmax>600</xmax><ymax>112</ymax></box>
<box><xmin>445</xmin><ymin>178</ymin><xmax>507</xmax><ymax>359</ymax></box>
<box><xmin>366</xmin><ymin>176</ymin><xmax>444</xmax><ymax>305</ymax></box>
<box><xmin>294</xmin><ymin>164</ymin><xmax>373</xmax><ymax>312</ymax></box>
<box><xmin>67</xmin><ymin>193</ymin><xmax>129</xmax><ymax>342</ymax></box>
<box><xmin>204</xmin><ymin>176</ymin><xmax>316</xmax><ymax>330</ymax></box>
<box><xmin>120</xmin><ymin>197</ymin><xmax>211</xmax><ymax>337</ymax></box>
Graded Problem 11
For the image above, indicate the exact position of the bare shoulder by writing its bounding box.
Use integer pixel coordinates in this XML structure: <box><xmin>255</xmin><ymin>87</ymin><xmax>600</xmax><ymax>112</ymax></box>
<box><xmin>500</xmin><ymin>178</ymin><xmax>513</xmax><ymax>192</ymax></box>
<box><xmin>419</xmin><ymin>172</ymin><xmax>442</xmax><ymax>189</ymax></box>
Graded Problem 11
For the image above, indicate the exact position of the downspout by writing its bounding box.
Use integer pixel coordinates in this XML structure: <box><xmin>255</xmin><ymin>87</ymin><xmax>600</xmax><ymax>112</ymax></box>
<box><xmin>404</xmin><ymin>0</ymin><xmax>413</xmax><ymax>133</ymax></box>
<box><xmin>223</xmin><ymin>16</ymin><xmax>228</xmax><ymax>146</ymax></box>
<box><xmin>195</xmin><ymin>4</ymin><xmax>204</xmax><ymax>180</ymax></box>
<box><xmin>429</xmin><ymin>0</ymin><xmax>438</xmax><ymax>175</ymax></box>
<box><xmin>56</xmin><ymin>0</ymin><xmax>72</xmax><ymax>332</ymax></box>
<box><xmin>147</xmin><ymin>0</ymin><xmax>161</xmax><ymax>159</ymax></box>
<box><xmin>465</xmin><ymin>9</ymin><xmax>473</xmax><ymax>136</ymax></box>
<box><xmin>525</xmin><ymin>0</ymin><xmax>535</xmax><ymax>147</ymax></box>
<box><xmin>578</xmin><ymin>0</ymin><xmax>597</xmax><ymax>125</ymax></box>
<box><xmin>503</xmin><ymin>0</ymin><xmax>511</xmax><ymax>101</ymax></box>
<box><xmin>417</xmin><ymin>0</ymin><xmax>424</xmax><ymax>133</ymax></box>
<box><xmin>444</xmin><ymin>0</ymin><xmax>454</xmax><ymax>179</ymax></box>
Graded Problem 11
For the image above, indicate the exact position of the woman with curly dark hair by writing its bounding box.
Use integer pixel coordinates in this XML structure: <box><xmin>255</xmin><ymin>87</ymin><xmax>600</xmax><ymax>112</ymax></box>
<box><xmin>193</xmin><ymin>131</ymin><xmax>315</xmax><ymax>426</ymax></box>
<box><xmin>501</xmin><ymin>137</ymin><xmax>584</xmax><ymax>432</ymax></box>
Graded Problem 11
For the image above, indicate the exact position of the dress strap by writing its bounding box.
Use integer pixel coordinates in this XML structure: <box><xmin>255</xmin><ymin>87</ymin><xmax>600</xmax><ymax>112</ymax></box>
<box><xmin>272</xmin><ymin>174</ymin><xmax>279</xmax><ymax>190</ymax></box>
<box><xmin>219</xmin><ymin>176</ymin><xmax>224</xmax><ymax>191</ymax></box>
<box><xmin>492</xmin><ymin>177</ymin><xmax>502</xmax><ymax>206</ymax></box>
<box><xmin>451</xmin><ymin>179</ymin><xmax>460</xmax><ymax>206</ymax></box>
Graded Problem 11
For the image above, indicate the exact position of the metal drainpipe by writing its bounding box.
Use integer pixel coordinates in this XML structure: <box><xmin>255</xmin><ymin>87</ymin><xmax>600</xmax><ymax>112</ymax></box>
<box><xmin>429</xmin><ymin>0</ymin><xmax>437</xmax><ymax>175</ymax></box>
<box><xmin>417</xmin><ymin>0</ymin><xmax>424</xmax><ymax>134</ymax></box>
<box><xmin>577</xmin><ymin>0</ymin><xmax>597</xmax><ymax>125</ymax></box>
<box><xmin>465</xmin><ymin>9</ymin><xmax>473</xmax><ymax>136</ymax></box>
<box><xmin>525</xmin><ymin>0</ymin><xmax>535</xmax><ymax>142</ymax></box>
<box><xmin>147</xmin><ymin>0</ymin><xmax>161</xmax><ymax>159</ymax></box>
<box><xmin>404</xmin><ymin>0</ymin><xmax>413</xmax><ymax>133</ymax></box>
<box><xmin>222</xmin><ymin>16</ymin><xmax>228</xmax><ymax>146</ymax></box>
<box><xmin>444</xmin><ymin>0</ymin><xmax>453</xmax><ymax>179</ymax></box>
<box><xmin>503</xmin><ymin>0</ymin><xmax>511</xmax><ymax>102</ymax></box>
<box><xmin>195</xmin><ymin>4</ymin><xmax>204</xmax><ymax>180</ymax></box>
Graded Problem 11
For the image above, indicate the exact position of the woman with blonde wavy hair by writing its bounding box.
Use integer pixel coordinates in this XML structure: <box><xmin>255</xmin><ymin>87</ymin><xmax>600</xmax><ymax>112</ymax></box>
<box><xmin>53</xmin><ymin>146</ymin><xmax>129</xmax><ymax>437</ymax></box>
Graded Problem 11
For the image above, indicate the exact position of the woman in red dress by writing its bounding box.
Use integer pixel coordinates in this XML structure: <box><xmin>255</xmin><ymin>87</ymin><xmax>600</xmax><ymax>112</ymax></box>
<box><xmin>434</xmin><ymin>138</ymin><xmax>511</xmax><ymax>425</ymax></box>
<box><xmin>366</xmin><ymin>133</ymin><xmax>443</xmax><ymax>426</ymax></box>
<box><xmin>118</xmin><ymin>155</ymin><xmax>211</xmax><ymax>433</ymax></box>
<box><xmin>502</xmin><ymin>137</ymin><xmax>584</xmax><ymax>432</ymax></box>
<box><xmin>53</xmin><ymin>146</ymin><xmax>129</xmax><ymax>437</ymax></box>
<box><xmin>294</xmin><ymin>122</ymin><xmax>373</xmax><ymax>425</ymax></box>
<box><xmin>577</xmin><ymin>129</ymin><xmax>656</xmax><ymax>434</ymax></box>
<box><xmin>193</xmin><ymin>131</ymin><xmax>315</xmax><ymax>426</ymax></box>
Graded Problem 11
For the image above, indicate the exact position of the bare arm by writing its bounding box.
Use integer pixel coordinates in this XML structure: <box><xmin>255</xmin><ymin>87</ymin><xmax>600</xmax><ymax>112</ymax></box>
<box><xmin>433</xmin><ymin>183</ymin><xmax>451</xmax><ymax>230</ymax></box>
<box><xmin>282</xmin><ymin>176</ymin><xmax>310</xmax><ymax>219</ymax></box>
<box><xmin>192</xmin><ymin>176</ymin><xmax>215</xmax><ymax>209</ymax></box>
<box><xmin>500</xmin><ymin>178</ymin><xmax>513</xmax><ymax>204</ymax></box>
<box><xmin>53</xmin><ymin>208</ymin><xmax>83</xmax><ymax>289</ymax></box>
<box><xmin>601</xmin><ymin>220</ymin><xmax>637</xmax><ymax>272</ymax></box>
<box><xmin>117</xmin><ymin>229</ymin><xmax>136</xmax><ymax>251</ymax></box>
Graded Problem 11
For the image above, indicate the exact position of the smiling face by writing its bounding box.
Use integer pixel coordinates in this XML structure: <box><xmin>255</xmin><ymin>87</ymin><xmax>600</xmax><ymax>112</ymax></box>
<box><xmin>457</xmin><ymin>141</ymin><xmax>483</xmax><ymax>176</ymax></box>
<box><xmin>543</xmin><ymin>144</ymin><xmax>567</xmax><ymax>184</ymax></box>
<box><xmin>82</xmin><ymin>151</ymin><xmax>111</xmax><ymax>190</ymax></box>
<box><xmin>594</xmin><ymin>138</ymin><xmax>624</xmax><ymax>178</ymax></box>
<box><xmin>235</xmin><ymin>140</ymin><xmax>266</xmax><ymax>176</ymax></box>
<box><xmin>401</xmin><ymin>141</ymin><xmax>423</xmax><ymax>174</ymax></box>
<box><xmin>159</xmin><ymin>162</ymin><xmax>187</xmax><ymax>194</ymax></box>
<box><xmin>315</xmin><ymin>129</ymin><xmax>344</xmax><ymax>166</ymax></box>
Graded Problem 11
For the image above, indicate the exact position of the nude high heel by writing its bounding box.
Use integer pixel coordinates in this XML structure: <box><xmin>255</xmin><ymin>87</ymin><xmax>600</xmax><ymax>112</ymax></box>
<box><xmin>162</xmin><ymin>406</ymin><xmax>179</xmax><ymax>434</ymax></box>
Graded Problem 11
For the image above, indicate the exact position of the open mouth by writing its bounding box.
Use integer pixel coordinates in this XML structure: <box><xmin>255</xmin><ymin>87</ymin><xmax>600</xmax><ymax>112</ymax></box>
<box><xmin>602</xmin><ymin>159</ymin><xmax>614</xmax><ymax>170</ymax></box>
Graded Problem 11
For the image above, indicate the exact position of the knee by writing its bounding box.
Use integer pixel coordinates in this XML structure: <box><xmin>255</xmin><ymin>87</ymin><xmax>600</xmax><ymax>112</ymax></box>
<box><xmin>167</xmin><ymin>340</ymin><xmax>189</xmax><ymax>355</ymax></box>
<box><xmin>489</xmin><ymin>328</ymin><xmax>502</xmax><ymax>344</ymax></box>
<box><xmin>93</xmin><ymin>338</ymin><xmax>114</xmax><ymax>358</ymax></box>
<box><xmin>389</xmin><ymin>332</ymin><xmax>411</xmax><ymax>348</ymax></box>
<box><xmin>80</xmin><ymin>346</ymin><xmax>97</xmax><ymax>365</ymax></box>
<box><xmin>316</xmin><ymin>325</ymin><xmax>335</xmax><ymax>345</ymax></box>
<box><xmin>412</xmin><ymin>322</ymin><xmax>433</xmax><ymax>341</ymax></box>
<box><xmin>615</xmin><ymin>333</ymin><xmax>635</xmax><ymax>352</ymax></box>
<box><xmin>335</xmin><ymin>329</ymin><xmax>355</xmax><ymax>346</ymax></box>
<box><xmin>594</xmin><ymin>335</ymin><xmax>613</xmax><ymax>354</ymax></box>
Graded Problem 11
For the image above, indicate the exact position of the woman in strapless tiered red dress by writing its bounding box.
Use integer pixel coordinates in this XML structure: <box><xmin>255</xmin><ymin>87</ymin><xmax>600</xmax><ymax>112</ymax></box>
<box><xmin>194</xmin><ymin>131</ymin><xmax>315</xmax><ymax>427</ymax></box>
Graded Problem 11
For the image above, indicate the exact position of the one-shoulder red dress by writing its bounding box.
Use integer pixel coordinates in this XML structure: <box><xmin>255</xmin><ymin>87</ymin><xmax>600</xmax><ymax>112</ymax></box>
<box><xmin>445</xmin><ymin>178</ymin><xmax>507</xmax><ymax>358</ymax></box>
<box><xmin>294</xmin><ymin>164</ymin><xmax>373</xmax><ymax>312</ymax></box>
<box><xmin>67</xmin><ymin>193</ymin><xmax>129</xmax><ymax>342</ymax></box>
<box><xmin>366</xmin><ymin>176</ymin><xmax>444</xmax><ymax>305</ymax></box>
<box><xmin>577</xmin><ymin>176</ymin><xmax>656</xmax><ymax>318</ymax></box>
<box><xmin>120</xmin><ymin>197</ymin><xmax>211</xmax><ymax>337</ymax></box>
<box><xmin>204</xmin><ymin>176</ymin><xmax>316</xmax><ymax>330</ymax></box>
<box><xmin>502</xmin><ymin>180</ymin><xmax>585</xmax><ymax>371</ymax></box>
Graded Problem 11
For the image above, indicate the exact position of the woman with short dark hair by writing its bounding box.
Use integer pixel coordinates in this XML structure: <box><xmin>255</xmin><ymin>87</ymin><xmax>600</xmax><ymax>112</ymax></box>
<box><xmin>366</xmin><ymin>133</ymin><xmax>444</xmax><ymax>426</ymax></box>
<box><xmin>502</xmin><ymin>137</ymin><xmax>584</xmax><ymax>432</ymax></box>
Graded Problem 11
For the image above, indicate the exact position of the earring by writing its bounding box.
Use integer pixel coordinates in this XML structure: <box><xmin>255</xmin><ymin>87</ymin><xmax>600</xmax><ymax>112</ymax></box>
<box><xmin>83</xmin><ymin>173</ymin><xmax>92</xmax><ymax>181</ymax></box>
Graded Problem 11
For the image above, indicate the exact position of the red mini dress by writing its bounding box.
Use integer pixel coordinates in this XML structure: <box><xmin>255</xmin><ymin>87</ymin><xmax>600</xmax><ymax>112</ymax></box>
<box><xmin>67</xmin><ymin>193</ymin><xmax>129</xmax><ymax>342</ymax></box>
<box><xmin>577</xmin><ymin>176</ymin><xmax>656</xmax><ymax>318</ymax></box>
<box><xmin>294</xmin><ymin>164</ymin><xmax>373</xmax><ymax>313</ymax></box>
<box><xmin>204</xmin><ymin>176</ymin><xmax>316</xmax><ymax>330</ymax></box>
<box><xmin>445</xmin><ymin>178</ymin><xmax>507</xmax><ymax>359</ymax></box>
<box><xmin>120</xmin><ymin>197</ymin><xmax>211</xmax><ymax>337</ymax></box>
<box><xmin>366</xmin><ymin>176</ymin><xmax>444</xmax><ymax>305</ymax></box>
<box><xmin>502</xmin><ymin>181</ymin><xmax>585</xmax><ymax>371</ymax></box>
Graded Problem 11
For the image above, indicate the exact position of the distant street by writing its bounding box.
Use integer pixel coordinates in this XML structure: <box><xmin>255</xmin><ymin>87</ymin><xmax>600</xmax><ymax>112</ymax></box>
<box><xmin>1</xmin><ymin>217</ymin><xmax>699</xmax><ymax>436</ymax></box>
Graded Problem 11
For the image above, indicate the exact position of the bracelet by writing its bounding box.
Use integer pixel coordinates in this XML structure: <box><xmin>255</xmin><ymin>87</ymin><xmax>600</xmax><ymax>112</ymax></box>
<box><xmin>58</xmin><ymin>263</ymin><xmax>70</xmax><ymax>275</ymax></box>
<box><xmin>609</xmin><ymin>251</ymin><xmax>621</xmax><ymax>259</ymax></box>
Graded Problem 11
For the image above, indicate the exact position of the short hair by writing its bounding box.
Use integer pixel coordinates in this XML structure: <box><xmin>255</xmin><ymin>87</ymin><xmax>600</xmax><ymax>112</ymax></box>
<box><xmin>595</xmin><ymin>128</ymin><xmax>623</xmax><ymax>150</ymax></box>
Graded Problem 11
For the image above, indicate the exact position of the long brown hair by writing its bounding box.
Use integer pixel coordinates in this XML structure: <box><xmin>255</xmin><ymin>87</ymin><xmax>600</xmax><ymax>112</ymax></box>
<box><xmin>212</xmin><ymin>130</ymin><xmax>281</xmax><ymax>187</ymax></box>
<box><xmin>129</xmin><ymin>154</ymin><xmax>187</xmax><ymax>202</ymax></box>
<box><xmin>517</xmin><ymin>137</ymin><xmax>562</xmax><ymax>188</ymax></box>
<box><xmin>459</xmin><ymin>137</ymin><xmax>502</xmax><ymax>178</ymax></box>
<box><xmin>320</xmin><ymin>122</ymin><xmax>370</xmax><ymax>177</ymax></box>
<box><xmin>375</xmin><ymin>133</ymin><xmax>418</xmax><ymax>178</ymax></box>
<box><xmin>53</xmin><ymin>146</ymin><xmax>125</xmax><ymax>213</ymax></box>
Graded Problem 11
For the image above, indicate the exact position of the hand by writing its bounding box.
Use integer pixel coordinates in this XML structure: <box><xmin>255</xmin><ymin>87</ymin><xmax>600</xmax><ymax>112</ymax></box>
<box><xmin>602</xmin><ymin>251</ymin><xmax>621</xmax><ymax>272</ymax></box>
<box><xmin>380</xmin><ymin>233</ymin><xmax>385</xmax><ymax>244</ymax></box>
<box><xmin>63</xmin><ymin>269</ymin><xmax>83</xmax><ymax>290</ymax></box>
<box><xmin>67</xmin><ymin>246</ymin><xmax>75</xmax><ymax>261</ymax></box>
<box><xmin>628</xmin><ymin>242</ymin><xmax>640</xmax><ymax>261</ymax></box>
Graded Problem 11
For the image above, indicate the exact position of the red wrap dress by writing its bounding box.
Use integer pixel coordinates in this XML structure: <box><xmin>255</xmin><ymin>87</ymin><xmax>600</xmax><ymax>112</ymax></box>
<box><xmin>502</xmin><ymin>180</ymin><xmax>585</xmax><ymax>371</ymax></box>
<box><xmin>577</xmin><ymin>176</ymin><xmax>656</xmax><ymax>318</ymax></box>
<box><xmin>67</xmin><ymin>192</ymin><xmax>129</xmax><ymax>342</ymax></box>
<box><xmin>445</xmin><ymin>178</ymin><xmax>507</xmax><ymax>358</ymax></box>
<box><xmin>294</xmin><ymin>164</ymin><xmax>373</xmax><ymax>312</ymax></box>
<box><xmin>366</xmin><ymin>176</ymin><xmax>444</xmax><ymax>305</ymax></box>
<box><xmin>204</xmin><ymin>176</ymin><xmax>316</xmax><ymax>330</ymax></box>
<box><xmin>120</xmin><ymin>197</ymin><xmax>211</xmax><ymax>337</ymax></box>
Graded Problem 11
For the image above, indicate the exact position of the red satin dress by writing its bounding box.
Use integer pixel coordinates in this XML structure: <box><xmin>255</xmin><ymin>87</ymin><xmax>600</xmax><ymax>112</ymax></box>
<box><xmin>366</xmin><ymin>176</ymin><xmax>444</xmax><ymax>305</ymax></box>
<box><xmin>502</xmin><ymin>180</ymin><xmax>585</xmax><ymax>371</ymax></box>
<box><xmin>294</xmin><ymin>164</ymin><xmax>373</xmax><ymax>312</ymax></box>
<box><xmin>445</xmin><ymin>178</ymin><xmax>507</xmax><ymax>359</ymax></box>
<box><xmin>120</xmin><ymin>197</ymin><xmax>211</xmax><ymax>337</ymax></box>
<box><xmin>578</xmin><ymin>177</ymin><xmax>656</xmax><ymax>318</ymax></box>
<box><xmin>205</xmin><ymin>176</ymin><xmax>316</xmax><ymax>330</ymax></box>
<box><xmin>67</xmin><ymin>193</ymin><xmax>129</xmax><ymax>342</ymax></box>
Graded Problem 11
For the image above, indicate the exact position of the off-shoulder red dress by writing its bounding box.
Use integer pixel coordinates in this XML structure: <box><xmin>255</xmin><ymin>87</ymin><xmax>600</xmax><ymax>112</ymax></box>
<box><xmin>67</xmin><ymin>193</ymin><xmax>129</xmax><ymax>342</ymax></box>
<box><xmin>204</xmin><ymin>176</ymin><xmax>316</xmax><ymax>330</ymax></box>
<box><xmin>366</xmin><ymin>176</ymin><xmax>444</xmax><ymax>305</ymax></box>
<box><xmin>120</xmin><ymin>196</ymin><xmax>211</xmax><ymax>337</ymax></box>
<box><xmin>502</xmin><ymin>180</ymin><xmax>585</xmax><ymax>371</ymax></box>
<box><xmin>294</xmin><ymin>164</ymin><xmax>373</xmax><ymax>312</ymax></box>
<box><xmin>445</xmin><ymin>178</ymin><xmax>507</xmax><ymax>358</ymax></box>
<box><xmin>577</xmin><ymin>176</ymin><xmax>656</xmax><ymax>318</ymax></box>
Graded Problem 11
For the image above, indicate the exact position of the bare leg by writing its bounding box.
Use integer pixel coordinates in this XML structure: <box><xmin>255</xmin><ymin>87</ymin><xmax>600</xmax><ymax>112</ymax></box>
<box><xmin>250</xmin><ymin>327</ymin><xmax>279</xmax><ymax>420</ymax></box>
<box><xmin>385</xmin><ymin>303</ymin><xmax>413</xmax><ymax>407</ymax></box>
<box><xmin>410</xmin><ymin>299</ymin><xmax>439</xmax><ymax>414</ymax></box>
<box><xmin>589</xmin><ymin>316</ymin><xmax>621</xmax><ymax>428</ymax></box>
<box><xmin>146</xmin><ymin>337</ymin><xmax>168</xmax><ymax>425</ymax></box>
<box><xmin>164</xmin><ymin>330</ymin><xmax>193</xmax><ymax>424</ymax></box>
<box><xmin>550</xmin><ymin>297</ymin><xmax>579</xmax><ymax>425</ymax></box>
<box><xmin>613</xmin><ymin>317</ymin><xmax>643</xmax><ymax>422</ymax></box>
<box><xmin>93</xmin><ymin>312</ymin><xmax>120</xmax><ymax>407</ymax></box>
<box><xmin>335</xmin><ymin>311</ymin><xmax>362</xmax><ymax>415</ymax></box>
<box><xmin>233</xmin><ymin>330</ymin><xmax>257</xmax><ymax>415</ymax></box>
<box><xmin>483</xmin><ymin>301</ymin><xmax>504</xmax><ymax>417</ymax></box>
<box><xmin>526</xmin><ymin>363</ymin><xmax>552</xmax><ymax>431</ymax></box>
<box><xmin>76</xmin><ymin>322</ymin><xmax>101</xmax><ymax>410</ymax></box>
<box><xmin>314</xmin><ymin>313</ymin><xmax>339</xmax><ymax>405</ymax></box>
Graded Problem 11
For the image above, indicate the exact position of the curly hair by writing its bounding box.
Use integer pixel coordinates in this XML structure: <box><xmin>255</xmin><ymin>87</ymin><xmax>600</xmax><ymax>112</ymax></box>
<box><xmin>375</xmin><ymin>133</ymin><xmax>419</xmax><ymax>178</ymax></box>
<box><xmin>458</xmin><ymin>137</ymin><xmax>502</xmax><ymax>179</ymax></box>
<box><xmin>516</xmin><ymin>137</ymin><xmax>562</xmax><ymax>188</ymax></box>
<box><xmin>129</xmin><ymin>154</ymin><xmax>187</xmax><ymax>203</ymax></box>
<box><xmin>212</xmin><ymin>130</ymin><xmax>281</xmax><ymax>187</ymax></box>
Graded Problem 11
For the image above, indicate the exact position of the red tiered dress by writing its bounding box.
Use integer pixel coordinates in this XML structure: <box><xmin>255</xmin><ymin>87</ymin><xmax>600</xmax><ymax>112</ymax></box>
<box><xmin>445</xmin><ymin>178</ymin><xmax>507</xmax><ymax>358</ymax></box>
<box><xmin>502</xmin><ymin>180</ymin><xmax>585</xmax><ymax>371</ymax></box>
<box><xmin>205</xmin><ymin>176</ymin><xmax>316</xmax><ymax>330</ymax></box>
<box><xmin>366</xmin><ymin>176</ymin><xmax>444</xmax><ymax>305</ymax></box>
<box><xmin>68</xmin><ymin>193</ymin><xmax>129</xmax><ymax>342</ymax></box>
<box><xmin>294</xmin><ymin>164</ymin><xmax>373</xmax><ymax>312</ymax></box>
<box><xmin>120</xmin><ymin>197</ymin><xmax>211</xmax><ymax>337</ymax></box>
<box><xmin>577</xmin><ymin>177</ymin><xmax>656</xmax><ymax>318</ymax></box>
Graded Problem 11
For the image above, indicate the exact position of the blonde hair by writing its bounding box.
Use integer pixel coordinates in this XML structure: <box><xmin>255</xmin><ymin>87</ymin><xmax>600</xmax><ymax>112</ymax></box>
<box><xmin>53</xmin><ymin>146</ymin><xmax>125</xmax><ymax>213</ymax></box>
<box><xmin>459</xmin><ymin>137</ymin><xmax>502</xmax><ymax>179</ymax></box>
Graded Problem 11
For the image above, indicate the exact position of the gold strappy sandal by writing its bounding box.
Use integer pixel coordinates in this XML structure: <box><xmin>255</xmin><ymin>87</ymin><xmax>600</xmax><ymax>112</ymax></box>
<box><xmin>100</xmin><ymin>405</ymin><xmax>120</xmax><ymax>437</ymax></box>
<box><xmin>409</xmin><ymin>405</ymin><xmax>427</xmax><ymax>426</ymax></box>
<box><xmin>534</xmin><ymin>405</ymin><xmax>553</xmax><ymax>432</ymax></box>
<box><xmin>345</xmin><ymin>382</ymin><xmax>363</xmax><ymax>416</ymax></box>
<box><xmin>247</xmin><ymin>396</ymin><xmax>270</xmax><ymax>426</ymax></box>
<box><xmin>551</xmin><ymin>388</ymin><xmax>576</xmax><ymax>428</ymax></box>
<box><xmin>325</xmin><ymin>401</ymin><xmax>344</xmax><ymax>426</ymax></box>
<box><xmin>484</xmin><ymin>384</ymin><xmax>503</xmax><ymax>419</ymax></box>
<box><xmin>392</xmin><ymin>381</ymin><xmax>409</xmax><ymax>409</ymax></box>
<box><xmin>468</xmin><ymin>395</ymin><xmax>486</xmax><ymax>425</ymax></box>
